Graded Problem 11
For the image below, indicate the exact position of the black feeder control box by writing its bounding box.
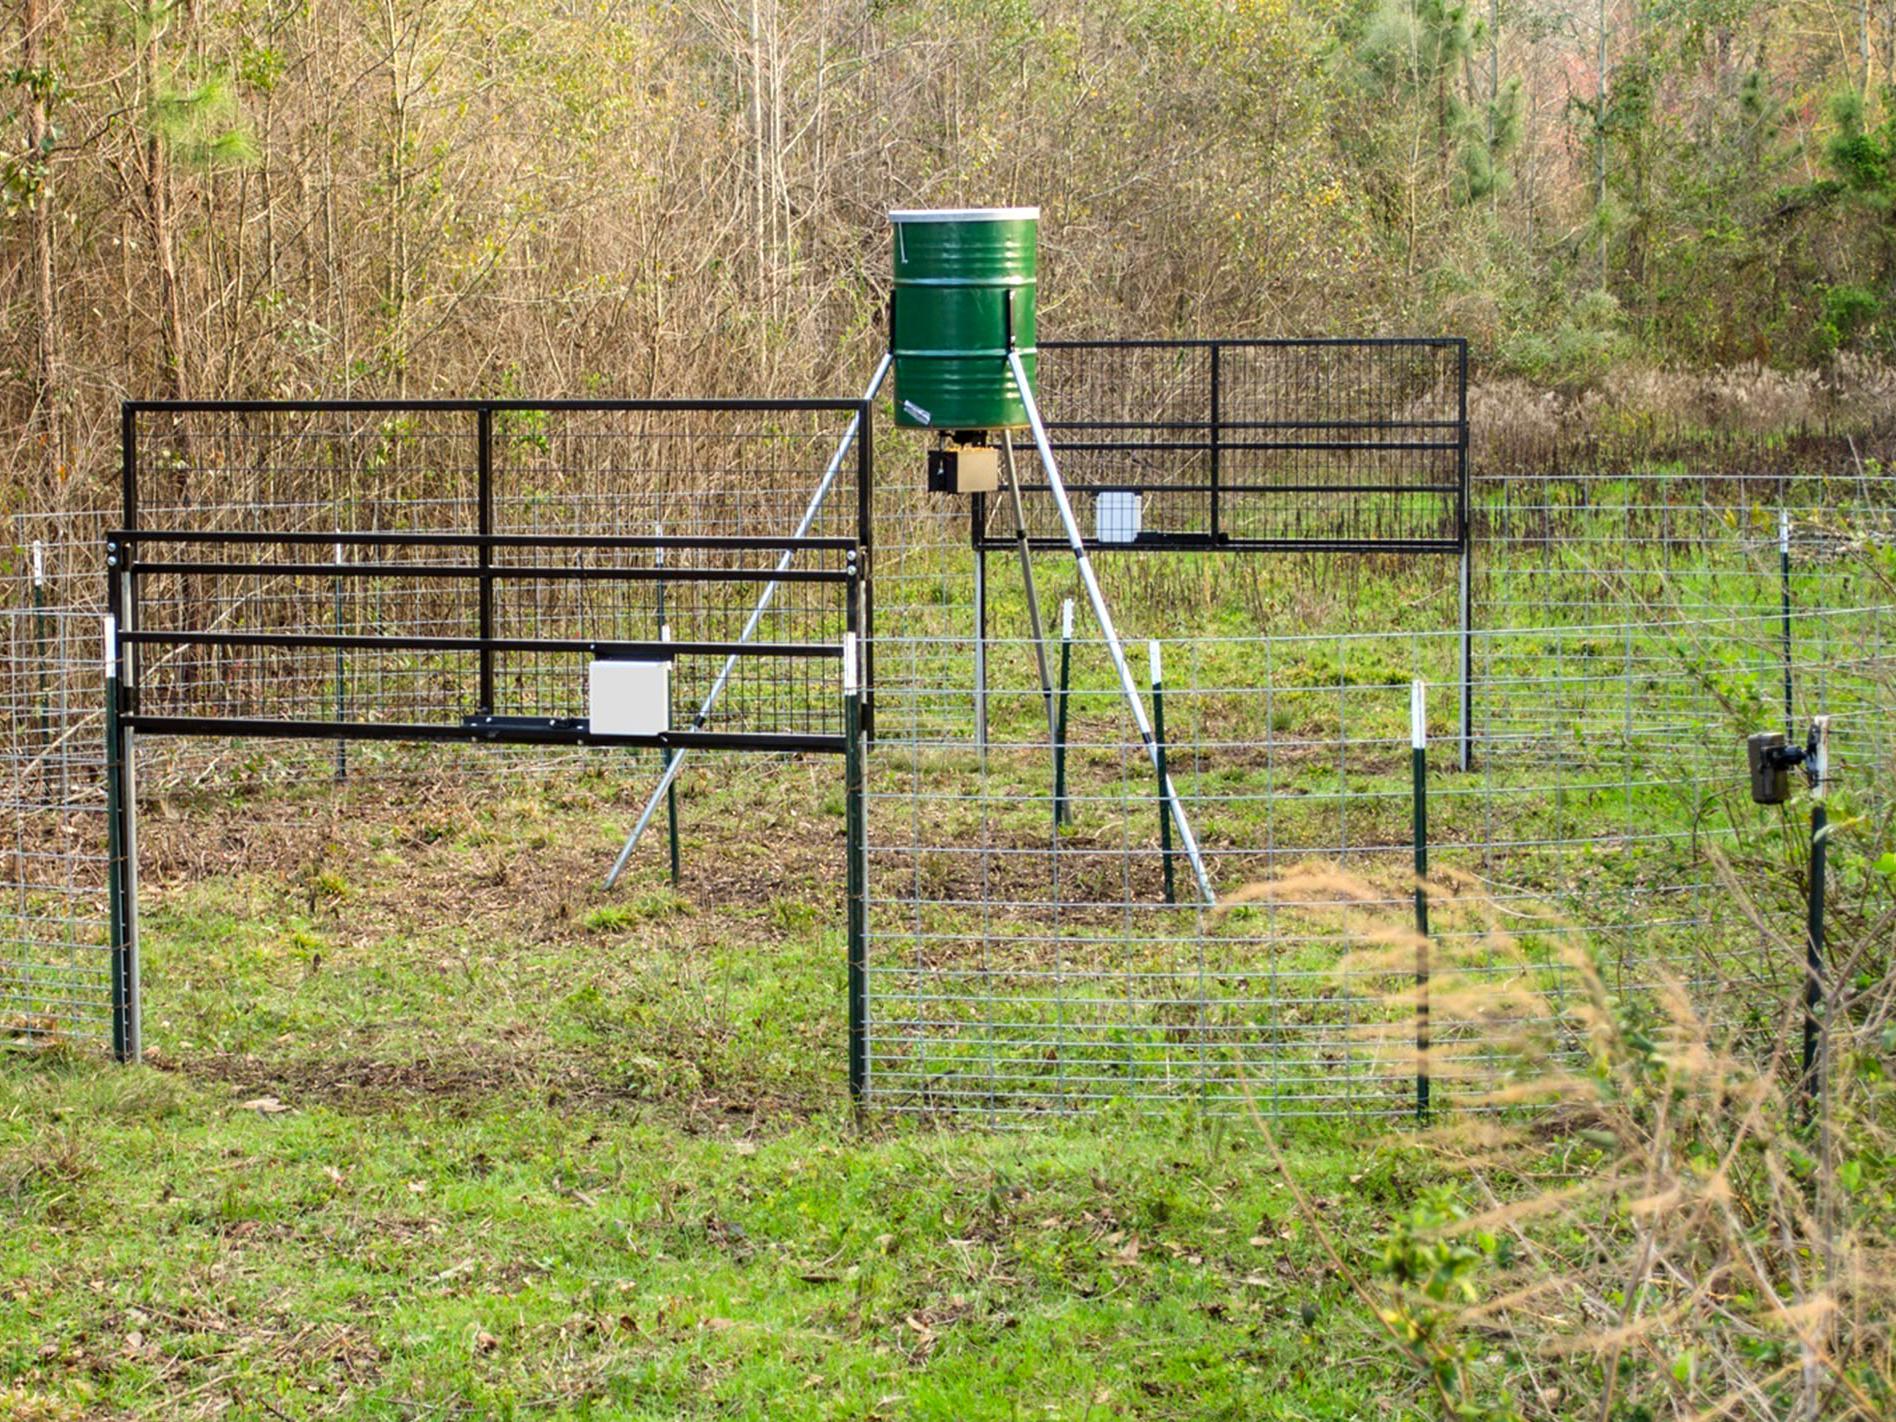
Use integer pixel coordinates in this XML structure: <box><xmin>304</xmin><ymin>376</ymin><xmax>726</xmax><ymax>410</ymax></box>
<box><xmin>927</xmin><ymin>442</ymin><xmax>999</xmax><ymax>495</ymax></box>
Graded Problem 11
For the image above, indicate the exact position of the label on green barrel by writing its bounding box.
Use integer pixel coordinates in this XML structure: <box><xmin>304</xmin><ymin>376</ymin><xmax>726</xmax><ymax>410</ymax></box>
<box><xmin>890</xmin><ymin>207</ymin><xmax>1039</xmax><ymax>430</ymax></box>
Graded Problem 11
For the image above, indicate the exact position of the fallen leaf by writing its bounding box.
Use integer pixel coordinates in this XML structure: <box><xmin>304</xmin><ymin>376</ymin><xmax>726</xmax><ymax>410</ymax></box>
<box><xmin>733</xmin><ymin>1140</ymin><xmax>757</xmax><ymax>1157</ymax></box>
<box><xmin>240</xmin><ymin>1096</ymin><xmax>289</xmax><ymax>1115</ymax></box>
<box><xmin>407</xmin><ymin>1180</ymin><xmax>429</xmax><ymax>1195</ymax></box>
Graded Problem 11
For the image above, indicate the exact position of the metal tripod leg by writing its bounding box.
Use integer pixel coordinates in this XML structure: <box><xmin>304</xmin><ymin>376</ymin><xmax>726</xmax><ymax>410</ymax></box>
<box><xmin>1006</xmin><ymin>350</ymin><xmax>1217</xmax><ymax>906</ymax></box>
<box><xmin>604</xmin><ymin>354</ymin><xmax>891</xmax><ymax>888</ymax></box>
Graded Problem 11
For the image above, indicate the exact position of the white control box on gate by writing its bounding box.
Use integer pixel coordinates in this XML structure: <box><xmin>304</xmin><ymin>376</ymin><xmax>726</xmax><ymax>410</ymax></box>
<box><xmin>588</xmin><ymin>659</ymin><xmax>672</xmax><ymax>737</ymax></box>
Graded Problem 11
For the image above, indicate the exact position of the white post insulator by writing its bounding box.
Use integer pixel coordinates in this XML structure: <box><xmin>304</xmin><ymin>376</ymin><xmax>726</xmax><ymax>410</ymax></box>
<box><xmin>841</xmin><ymin>631</ymin><xmax>858</xmax><ymax>695</ymax></box>
<box><xmin>32</xmin><ymin>540</ymin><xmax>45</xmax><ymax>588</ymax></box>
<box><xmin>103</xmin><ymin>614</ymin><xmax>118</xmax><ymax>675</ymax></box>
<box><xmin>1411</xmin><ymin>678</ymin><xmax>1427</xmax><ymax>750</ymax></box>
<box><xmin>1780</xmin><ymin>507</ymin><xmax>1790</xmax><ymax>555</ymax></box>
<box><xmin>1148</xmin><ymin>638</ymin><xmax>1162</xmax><ymax>688</ymax></box>
<box><xmin>335</xmin><ymin>541</ymin><xmax>345</xmax><ymax>566</ymax></box>
<box><xmin>1061</xmin><ymin>598</ymin><xmax>1073</xmax><ymax>640</ymax></box>
<box><xmin>1812</xmin><ymin>715</ymin><xmax>1830</xmax><ymax>798</ymax></box>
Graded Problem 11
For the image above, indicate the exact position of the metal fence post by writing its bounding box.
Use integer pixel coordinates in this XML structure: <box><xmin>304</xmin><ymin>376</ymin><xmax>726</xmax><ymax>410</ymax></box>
<box><xmin>334</xmin><ymin>541</ymin><xmax>348</xmax><ymax>782</ymax></box>
<box><xmin>103</xmin><ymin>607</ymin><xmax>140</xmax><ymax>1064</ymax></box>
<box><xmin>844</xmin><ymin>629</ymin><xmax>868</xmax><ymax>1107</ymax></box>
<box><xmin>476</xmin><ymin>406</ymin><xmax>495</xmax><ymax>714</ymax></box>
<box><xmin>1780</xmin><ymin>508</ymin><xmax>1795</xmax><ymax>741</ymax></box>
<box><xmin>656</xmin><ymin>530</ymin><xmax>680</xmax><ymax>886</ymax></box>
<box><xmin>1151</xmin><ymin>639</ymin><xmax>1175</xmax><ymax>904</ymax></box>
<box><xmin>1054</xmin><ymin>598</ymin><xmax>1073</xmax><ymax>826</ymax></box>
<box><xmin>1412</xmin><ymin>677</ymin><xmax>1431</xmax><ymax>1122</ymax></box>
<box><xmin>1804</xmin><ymin>715</ymin><xmax>1829</xmax><ymax>1111</ymax></box>
<box><xmin>661</xmin><ymin>623</ymin><xmax>681</xmax><ymax>887</ymax></box>
<box><xmin>1457</xmin><ymin>337</ymin><xmax>1473</xmax><ymax>774</ymax></box>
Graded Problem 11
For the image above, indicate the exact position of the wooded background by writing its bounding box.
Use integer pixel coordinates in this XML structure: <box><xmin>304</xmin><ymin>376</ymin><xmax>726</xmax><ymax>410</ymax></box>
<box><xmin>7</xmin><ymin>1</ymin><xmax>1896</xmax><ymax>509</ymax></box>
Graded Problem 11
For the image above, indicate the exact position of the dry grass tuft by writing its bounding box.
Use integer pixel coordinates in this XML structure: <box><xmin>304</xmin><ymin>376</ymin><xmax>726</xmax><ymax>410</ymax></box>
<box><xmin>1233</xmin><ymin>859</ymin><xmax>1895</xmax><ymax>1421</ymax></box>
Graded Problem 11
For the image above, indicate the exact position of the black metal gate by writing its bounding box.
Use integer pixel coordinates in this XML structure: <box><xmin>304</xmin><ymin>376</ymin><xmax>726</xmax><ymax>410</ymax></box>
<box><xmin>978</xmin><ymin>337</ymin><xmax>1468</xmax><ymax>552</ymax></box>
<box><xmin>104</xmin><ymin>398</ymin><xmax>874</xmax><ymax>1089</ymax></box>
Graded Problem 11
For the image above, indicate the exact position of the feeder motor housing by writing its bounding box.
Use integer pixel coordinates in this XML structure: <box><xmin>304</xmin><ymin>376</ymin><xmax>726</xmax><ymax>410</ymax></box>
<box><xmin>927</xmin><ymin>440</ymin><xmax>999</xmax><ymax>495</ymax></box>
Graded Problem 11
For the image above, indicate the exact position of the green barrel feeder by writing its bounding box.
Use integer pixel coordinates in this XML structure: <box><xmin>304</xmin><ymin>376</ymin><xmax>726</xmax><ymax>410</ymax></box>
<box><xmin>889</xmin><ymin>207</ymin><xmax>1038</xmax><ymax>431</ymax></box>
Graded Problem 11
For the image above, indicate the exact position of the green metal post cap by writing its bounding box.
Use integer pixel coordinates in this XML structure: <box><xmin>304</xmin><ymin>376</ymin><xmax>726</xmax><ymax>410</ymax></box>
<box><xmin>889</xmin><ymin>208</ymin><xmax>1040</xmax><ymax>430</ymax></box>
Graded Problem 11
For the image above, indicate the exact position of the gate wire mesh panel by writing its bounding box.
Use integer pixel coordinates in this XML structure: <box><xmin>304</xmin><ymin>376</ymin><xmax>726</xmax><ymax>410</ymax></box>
<box><xmin>991</xmin><ymin>339</ymin><xmax>1464</xmax><ymax>550</ymax></box>
<box><xmin>862</xmin><ymin>402</ymin><xmax>1896</xmax><ymax>1118</ymax></box>
<box><xmin>2</xmin><ymin>516</ymin><xmax>113</xmax><ymax>1046</ymax></box>
<box><xmin>122</xmin><ymin>402</ymin><xmax>863</xmax><ymax>744</ymax></box>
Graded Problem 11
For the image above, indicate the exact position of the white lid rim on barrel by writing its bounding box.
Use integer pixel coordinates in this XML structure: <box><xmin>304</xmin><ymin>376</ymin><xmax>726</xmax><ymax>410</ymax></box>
<box><xmin>888</xmin><ymin>207</ymin><xmax>1040</xmax><ymax>223</ymax></box>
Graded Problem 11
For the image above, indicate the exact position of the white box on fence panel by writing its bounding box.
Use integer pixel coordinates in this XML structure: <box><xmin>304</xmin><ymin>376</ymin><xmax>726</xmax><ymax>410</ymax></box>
<box><xmin>1096</xmin><ymin>489</ymin><xmax>1142</xmax><ymax>545</ymax></box>
<box><xmin>588</xmin><ymin>659</ymin><xmax>671</xmax><ymax>737</ymax></box>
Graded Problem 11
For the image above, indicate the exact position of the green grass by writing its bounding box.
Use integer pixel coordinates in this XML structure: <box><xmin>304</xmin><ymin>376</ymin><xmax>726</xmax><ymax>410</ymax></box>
<box><xmin>6</xmin><ymin>484</ymin><xmax>1884</xmax><ymax>1415</ymax></box>
<box><xmin>0</xmin><ymin>773</ymin><xmax>1437</xmax><ymax>1420</ymax></box>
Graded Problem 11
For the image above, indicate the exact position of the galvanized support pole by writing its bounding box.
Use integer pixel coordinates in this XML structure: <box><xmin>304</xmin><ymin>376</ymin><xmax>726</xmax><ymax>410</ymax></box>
<box><xmin>973</xmin><ymin>537</ymin><xmax>989</xmax><ymax>764</ymax></box>
<box><xmin>1008</xmin><ymin>349</ymin><xmax>1216</xmax><ymax>905</ymax></box>
<box><xmin>1780</xmin><ymin>508</ymin><xmax>1795</xmax><ymax>742</ymax></box>
<box><xmin>1412</xmin><ymin>678</ymin><xmax>1431</xmax><ymax>1122</ymax></box>
<box><xmin>1151</xmin><ymin>640</ymin><xmax>1175</xmax><ymax>905</ymax></box>
<box><xmin>604</xmin><ymin>357</ymin><xmax>890</xmax><ymax>888</ymax></box>
<box><xmin>333</xmin><ymin>541</ymin><xmax>347</xmax><ymax>782</ymax></box>
<box><xmin>1803</xmin><ymin>716</ymin><xmax>1829</xmax><ymax>1111</ymax></box>
<box><xmin>1000</xmin><ymin>432</ymin><xmax>1057</xmax><ymax>752</ymax></box>
<box><xmin>1054</xmin><ymin>598</ymin><xmax>1073</xmax><ymax>826</ymax></box>
<box><xmin>843</xmin><ymin>630</ymin><xmax>868</xmax><ymax>1107</ymax></box>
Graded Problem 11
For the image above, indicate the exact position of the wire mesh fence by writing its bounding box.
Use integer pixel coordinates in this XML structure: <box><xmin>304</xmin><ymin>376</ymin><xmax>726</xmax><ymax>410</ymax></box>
<box><xmin>3</xmin><ymin>521</ymin><xmax>113</xmax><ymax>1046</ymax></box>
<box><xmin>858</xmin><ymin>345</ymin><xmax>1896</xmax><ymax>1118</ymax></box>
<box><xmin>5</xmin><ymin>362</ymin><xmax>1894</xmax><ymax>1125</ymax></box>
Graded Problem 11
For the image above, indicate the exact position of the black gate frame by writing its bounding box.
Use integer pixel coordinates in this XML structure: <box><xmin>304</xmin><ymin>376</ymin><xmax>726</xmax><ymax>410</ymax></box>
<box><xmin>105</xmin><ymin>398</ymin><xmax>876</xmax><ymax>1102</ymax></box>
<box><xmin>966</xmin><ymin>337</ymin><xmax>1475</xmax><ymax>767</ymax></box>
<box><xmin>975</xmin><ymin>336</ymin><xmax>1469</xmax><ymax>555</ymax></box>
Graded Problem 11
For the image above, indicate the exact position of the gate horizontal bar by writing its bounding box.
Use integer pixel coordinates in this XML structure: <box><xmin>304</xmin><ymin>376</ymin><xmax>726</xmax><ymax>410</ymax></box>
<box><xmin>121</xmin><ymin>715</ymin><xmax>845</xmax><ymax>753</ymax></box>
<box><xmin>1003</xmin><ymin>481</ymin><xmax>1462</xmax><ymax>497</ymax></box>
<box><xmin>131</xmin><ymin>560</ymin><xmax>852</xmax><ymax>585</ymax></box>
<box><xmin>977</xmin><ymin>534</ymin><xmax>1462</xmax><ymax>554</ymax></box>
<box><xmin>1047</xmin><ymin>440</ymin><xmax>1461</xmax><ymax>455</ymax></box>
<box><xmin>111</xmin><ymin>529</ymin><xmax>855</xmax><ymax>552</ymax></box>
<box><xmin>125</xmin><ymin>397</ymin><xmax>871</xmax><ymax>415</ymax></box>
<box><xmin>1041</xmin><ymin>336</ymin><xmax>1466</xmax><ymax>350</ymax></box>
<box><xmin>118</xmin><ymin>630</ymin><xmax>841</xmax><ymax>658</ymax></box>
<box><xmin>1048</xmin><ymin>418</ymin><xmax>1465</xmax><ymax>432</ymax></box>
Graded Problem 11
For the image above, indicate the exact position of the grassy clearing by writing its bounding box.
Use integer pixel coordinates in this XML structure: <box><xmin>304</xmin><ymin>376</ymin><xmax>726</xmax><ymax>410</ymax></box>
<box><xmin>0</xmin><ymin>770</ymin><xmax>1432</xmax><ymax>1420</ymax></box>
